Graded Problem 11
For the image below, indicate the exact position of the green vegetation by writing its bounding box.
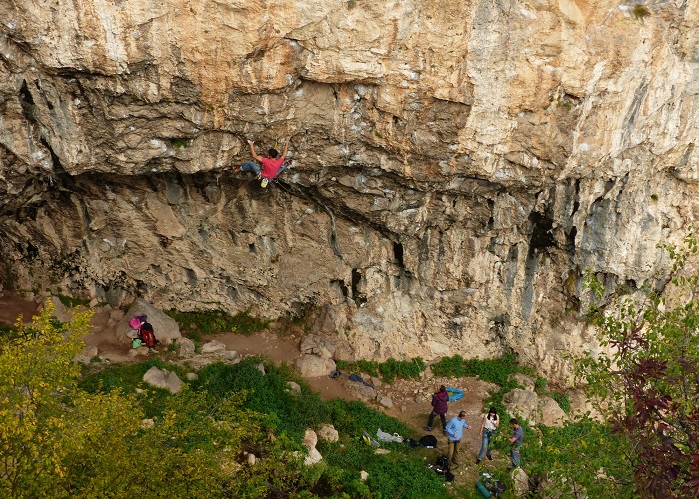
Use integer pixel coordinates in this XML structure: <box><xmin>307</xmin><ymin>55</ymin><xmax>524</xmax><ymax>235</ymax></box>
<box><xmin>56</xmin><ymin>293</ymin><xmax>90</xmax><ymax>308</ymax></box>
<box><xmin>632</xmin><ymin>4</ymin><xmax>650</xmax><ymax>19</ymax></box>
<box><xmin>335</xmin><ymin>357</ymin><xmax>425</xmax><ymax>383</ymax></box>
<box><xmin>165</xmin><ymin>308</ymin><xmax>270</xmax><ymax>342</ymax></box>
<box><xmin>170</xmin><ymin>138</ymin><xmax>190</xmax><ymax>148</ymax></box>
<box><xmin>432</xmin><ymin>352</ymin><xmax>534</xmax><ymax>386</ymax></box>
<box><xmin>573</xmin><ymin>232</ymin><xmax>699</xmax><ymax>496</ymax></box>
<box><xmin>0</xmin><ymin>323</ymin><xmax>16</xmax><ymax>339</ymax></box>
<box><xmin>0</xmin><ymin>304</ymin><xmax>447</xmax><ymax>498</ymax></box>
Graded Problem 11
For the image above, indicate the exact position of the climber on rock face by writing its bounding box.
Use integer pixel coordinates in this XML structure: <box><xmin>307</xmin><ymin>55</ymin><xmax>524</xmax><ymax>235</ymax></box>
<box><xmin>234</xmin><ymin>139</ymin><xmax>289</xmax><ymax>188</ymax></box>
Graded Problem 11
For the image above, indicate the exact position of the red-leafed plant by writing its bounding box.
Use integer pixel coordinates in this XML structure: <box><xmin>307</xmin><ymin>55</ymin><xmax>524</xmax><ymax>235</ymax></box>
<box><xmin>577</xmin><ymin>231</ymin><xmax>699</xmax><ymax>498</ymax></box>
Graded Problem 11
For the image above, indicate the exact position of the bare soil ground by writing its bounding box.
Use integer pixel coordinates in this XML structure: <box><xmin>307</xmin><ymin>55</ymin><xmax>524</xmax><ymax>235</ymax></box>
<box><xmin>0</xmin><ymin>291</ymin><xmax>509</xmax><ymax>491</ymax></box>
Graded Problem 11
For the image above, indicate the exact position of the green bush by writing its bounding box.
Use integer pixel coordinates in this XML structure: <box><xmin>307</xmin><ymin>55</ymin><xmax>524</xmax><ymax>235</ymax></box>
<box><xmin>165</xmin><ymin>309</ymin><xmax>270</xmax><ymax>342</ymax></box>
<box><xmin>325</xmin><ymin>399</ymin><xmax>410</xmax><ymax>437</ymax></box>
<box><xmin>551</xmin><ymin>392</ymin><xmax>571</xmax><ymax>413</ymax></box>
<box><xmin>430</xmin><ymin>354</ymin><xmax>467</xmax><ymax>377</ymax></box>
<box><xmin>191</xmin><ymin>359</ymin><xmax>328</xmax><ymax>441</ymax></box>
<box><xmin>433</xmin><ymin>353</ymin><xmax>534</xmax><ymax>387</ymax></box>
<box><xmin>78</xmin><ymin>359</ymin><xmax>187</xmax><ymax>417</ymax></box>
<box><xmin>535</xmin><ymin>377</ymin><xmax>548</xmax><ymax>391</ymax></box>
<box><xmin>56</xmin><ymin>294</ymin><xmax>90</xmax><ymax>308</ymax></box>
<box><xmin>365</xmin><ymin>453</ymin><xmax>446</xmax><ymax>499</ymax></box>
<box><xmin>0</xmin><ymin>324</ymin><xmax>18</xmax><ymax>340</ymax></box>
<box><xmin>335</xmin><ymin>357</ymin><xmax>425</xmax><ymax>383</ymax></box>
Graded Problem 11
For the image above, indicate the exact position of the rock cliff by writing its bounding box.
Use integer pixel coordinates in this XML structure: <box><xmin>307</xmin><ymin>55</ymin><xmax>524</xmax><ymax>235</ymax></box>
<box><xmin>1</xmin><ymin>0</ymin><xmax>697</xmax><ymax>381</ymax></box>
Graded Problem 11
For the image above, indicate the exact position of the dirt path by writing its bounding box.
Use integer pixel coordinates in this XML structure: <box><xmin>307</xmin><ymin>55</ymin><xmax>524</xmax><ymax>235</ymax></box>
<box><xmin>1</xmin><ymin>293</ymin><xmax>505</xmax><ymax>489</ymax></box>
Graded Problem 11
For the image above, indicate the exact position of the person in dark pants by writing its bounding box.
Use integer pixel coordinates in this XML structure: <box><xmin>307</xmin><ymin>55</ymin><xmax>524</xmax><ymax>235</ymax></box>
<box><xmin>424</xmin><ymin>385</ymin><xmax>449</xmax><ymax>432</ymax></box>
<box><xmin>509</xmin><ymin>418</ymin><xmax>523</xmax><ymax>469</ymax></box>
<box><xmin>445</xmin><ymin>411</ymin><xmax>471</xmax><ymax>466</ymax></box>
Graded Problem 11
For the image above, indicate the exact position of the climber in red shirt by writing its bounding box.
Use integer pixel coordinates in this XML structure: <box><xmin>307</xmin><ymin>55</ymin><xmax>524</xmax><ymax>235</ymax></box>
<box><xmin>234</xmin><ymin>139</ymin><xmax>289</xmax><ymax>187</ymax></box>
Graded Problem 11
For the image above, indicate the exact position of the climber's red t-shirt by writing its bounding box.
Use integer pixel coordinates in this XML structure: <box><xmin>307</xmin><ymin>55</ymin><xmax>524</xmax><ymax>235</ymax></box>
<box><xmin>260</xmin><ymin>157</ymin><xmax>284</xmax><ymax>179</ymax></box>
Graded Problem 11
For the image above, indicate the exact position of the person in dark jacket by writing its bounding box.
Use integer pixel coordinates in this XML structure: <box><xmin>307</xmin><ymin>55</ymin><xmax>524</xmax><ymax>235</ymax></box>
<box><xmin>424</xmin><ymin>385</ymin><xmax>449</xmax><ymax>432</ymax></box>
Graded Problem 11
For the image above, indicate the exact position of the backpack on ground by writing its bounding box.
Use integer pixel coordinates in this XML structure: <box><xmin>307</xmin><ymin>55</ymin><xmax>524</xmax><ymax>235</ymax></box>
<box><xmin>139</xmin><ymin>322</ymin><xmax>158</xmax><ymax>348</ymax></box>
<box><xmin>479</xmin><ymin>473</ymin><xmax>506</xmax><ymax>498</ymax></box>
<box><xmin>419</xmin><ymin>435</ymin><xmax>438</xmax><ymax>448</ymax></box>
<box><xmin>428</xmin><ymin>455</ymin><xmax>454</xmax><ymax>482</ymax></box>
<box><xmin>404</xmin><ymin>437</ymin><xmax>421</xmax><ymax>448</ymax></box>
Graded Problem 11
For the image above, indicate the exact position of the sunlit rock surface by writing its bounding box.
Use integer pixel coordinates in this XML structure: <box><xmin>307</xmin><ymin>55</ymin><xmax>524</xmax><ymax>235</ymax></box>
<box><xmin>1</xmin><ymin>0</ymin><xmax>698</xmax><ymax>381</ymax></box>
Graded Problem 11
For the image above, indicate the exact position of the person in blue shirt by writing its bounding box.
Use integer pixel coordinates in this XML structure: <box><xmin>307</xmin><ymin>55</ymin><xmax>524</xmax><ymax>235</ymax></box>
<box><xmin>445</xmin><ymin>411</ymin><xmax>472</xmax><ymax>466</ymax></box>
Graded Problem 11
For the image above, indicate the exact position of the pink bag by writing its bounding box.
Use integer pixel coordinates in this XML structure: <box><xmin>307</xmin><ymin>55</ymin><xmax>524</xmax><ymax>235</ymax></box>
<box><xmin>129</xmin><ymin>317</ymin><xmax>142</xmax><ymax>330</ymax></box>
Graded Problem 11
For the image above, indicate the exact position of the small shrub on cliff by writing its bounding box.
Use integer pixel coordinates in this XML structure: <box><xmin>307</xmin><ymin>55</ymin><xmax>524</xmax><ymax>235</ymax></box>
<box><xmin>165</xmin><ymin>308</ymin><xmax>270</xmax><ymax>341</ymax></box>
<box><xmin>632</xmin><ymin>4</ymin><xmax>650</xmax><ymax>18</ymax></box>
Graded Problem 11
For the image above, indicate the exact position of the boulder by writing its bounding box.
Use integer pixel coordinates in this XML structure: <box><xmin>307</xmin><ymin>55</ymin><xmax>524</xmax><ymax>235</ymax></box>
<box><xmin>115</xmin><ymin>298</ymin><xmax>181</xmax><ymax>345</ymax></box>
<box><xmin>302</xmin><ymin>428</ymin><xmax>318</xmax><ymax>449</ymax></box>
<box><xmin>177</xmin><ymin>337</ymin><xmax>196</xmax><ymax>357</ymax></box>
<box><xmin>224</xmin><ymin>350</ymin><xmax>239</xmax><ymax>361</ymax></box>
<box><xmin>143</xmin><ymin>366</ymin><xmax>183</xmax><ymax>393</ymax></box>
<box><xmin>512</xmin><ymin>468</ymin><xmax>529</xmax><ymax>496</ymax></box>
<box><xmin>302</xmin><ymin>429</ymin><xmax>323</xmax><ymax>466</ymax></box>
<box><xmin>286</xmin><ymin>381</ymin><xmax>302</xmax><ymax>394</ymax></box>
<box><xmin>201</xmin><ymin>340</ymin><xmax>226</xmax><ymax>354</ymax></box>
<box><xmin>45</xmin><ymin>296</ymin><xmax>72</xmax><ymax>323</ymax></box>
<box><xmin>73</xmin><ymin>345</ymin><xmax>98</xmax><ymax>364</ymax></box>
<box><xmin>295</xmin><ymin>354</ymin><xmax>336</xmax><ymax>377</ymax></box>
<box><xmin>299</xmin><ymin>335</ymin><xmax>336</xmax><ymax>359</ymax></box>
<box><xmin>511</xmin><ymin>373</ymin><xmax>536</xmax><ymax>391</ymax></box>
<box><xmin>346</xmin><ymin>381</ymin><xmax>377</xmax><ymax>402</ymax></box>
<box><xmin>503</xmin><ymin>388</ymin><xmax>539</xmax><ymax>424</ymax></box>
<box><xmin>304</xmin><ymin>448</ymin><xmax>323</xmax><ymax>466</ymax></box>
<box><xmin>317</xmin><ymin>424</ymin><xmax>339</xmax><ymax>443</ymax></box>
<box><xmin>128</xmin><ymin>346</ymin><xmax>150</xmax><ymax>357</ymax></box>
<box><xmin>538</xmin><ymin>396</ymin><xmax>568</xmax><ymax>427</ymax></box>
<box><xmin>377</xmin><ymin>394</ymin><xmax>393</xmax><ymax>408</ymax></box>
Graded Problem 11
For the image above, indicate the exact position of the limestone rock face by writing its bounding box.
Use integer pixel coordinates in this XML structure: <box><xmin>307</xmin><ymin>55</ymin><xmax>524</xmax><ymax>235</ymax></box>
<box><xmin>1</xmin><ymin>0</ymin><xmax>698</xmax><ymax>382</ymax></box>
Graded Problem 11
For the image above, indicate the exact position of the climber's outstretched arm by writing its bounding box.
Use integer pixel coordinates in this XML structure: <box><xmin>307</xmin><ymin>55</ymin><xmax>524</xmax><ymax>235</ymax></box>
<box><xmin>248</xmin><ymin>140</ymin><xmax>263</xmax><ymax>162</ymax></box>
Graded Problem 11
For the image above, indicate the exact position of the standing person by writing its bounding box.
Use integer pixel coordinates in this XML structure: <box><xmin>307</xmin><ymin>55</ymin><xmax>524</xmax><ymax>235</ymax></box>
<box><xmin>476</xmin><ymin>406</ymin><xmax>500</xmax><ymax>464</ymax></box>
<box><xmin>424</xmin><ymin>385</ymin><xmax>449</xmax><ymax>432</ymax></box>
<box><xmin>509</xmin><ymin>418</ymin><xmax>523</xmax><ymax>469</ymax></box>
<box><xmin>445</xmin><ymin>411</ymin><xmax>471</xmax><ymax>466</ymax></box>
<box><xmin>234</xmin><ymin>139</ymin><xmax>289</xmax><ymax>187</ymax></box>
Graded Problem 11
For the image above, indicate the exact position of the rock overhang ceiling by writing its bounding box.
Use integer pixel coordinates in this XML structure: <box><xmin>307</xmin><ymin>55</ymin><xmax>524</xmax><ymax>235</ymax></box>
<box><xmin>1</xmin><ymin>0</ymin><xmax>698</xmax><ymax>380</ymax></box>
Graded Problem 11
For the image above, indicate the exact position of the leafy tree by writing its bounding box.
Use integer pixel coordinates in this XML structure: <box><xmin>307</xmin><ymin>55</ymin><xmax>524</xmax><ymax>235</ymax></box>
<box><xmin>576</xmin><ymin>233</ymin><xmax>699</xmax><ymax>498</ymax></box>
<box><xmin>0</xmin><ymin>303</ymin><xmax>94</xmax><ymax>496</ymax></box>
<box><xmin>0</xmin><ymin>303</ymin><xmax>269</xmax><ymax>498</ymax></box>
